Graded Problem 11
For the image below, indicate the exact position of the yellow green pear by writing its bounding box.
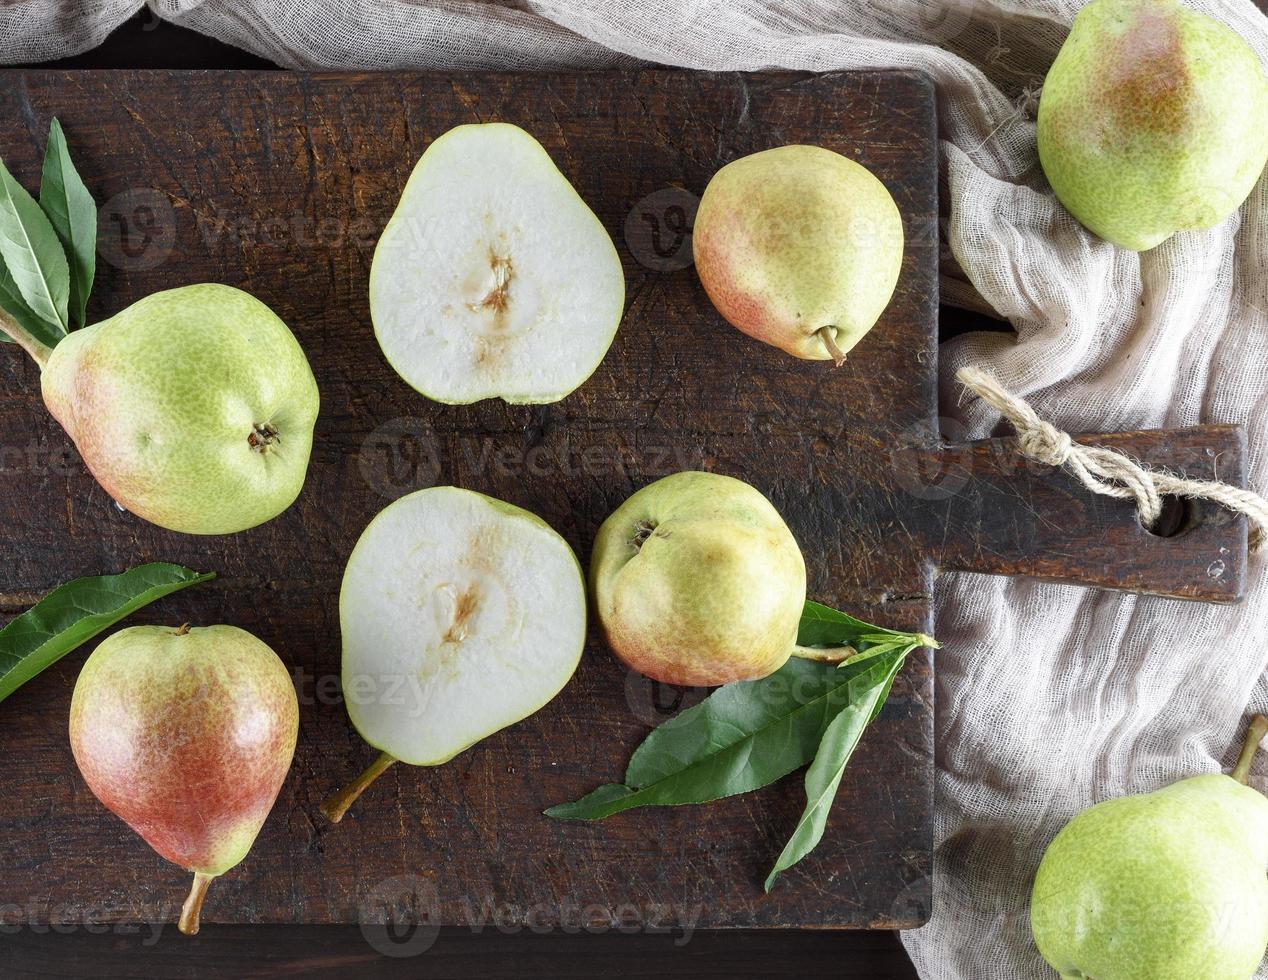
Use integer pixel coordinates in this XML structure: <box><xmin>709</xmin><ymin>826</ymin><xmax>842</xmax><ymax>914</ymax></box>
<box><xmin>590</xmin><ymin>471</ymin><xmax>807</xmax><ymax>686</ymax></box>
<box><xmin>34</xmin><ymin>284</ymin><xmax>320</xmax><ymax>534</ymax></box>
<box><xmin>1031</xmin><ymin>716</ymin><xmax>1268</xmax><ymax>979</ymax></box>
<box><xmin>1038</xmin><ymin>0</ymin><xmax>1268</xmax><ymax>250</ymax></box>
<box><xmin>693</xmin><ymin>145</ymin><xmax>903</xmax><ymax>365</ymax></box>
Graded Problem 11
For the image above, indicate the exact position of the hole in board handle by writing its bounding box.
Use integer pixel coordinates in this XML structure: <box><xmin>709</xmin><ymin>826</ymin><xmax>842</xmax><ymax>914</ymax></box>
<box><xmin>1142</xmin><ymin>494</ymin><xmax>1192</xmax><ymax>539</ymax></box>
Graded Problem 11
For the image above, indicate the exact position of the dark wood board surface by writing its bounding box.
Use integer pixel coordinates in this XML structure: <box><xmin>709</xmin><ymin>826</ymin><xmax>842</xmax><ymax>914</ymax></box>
<box><xmin>0</xmin><ymin>68</ymin><xmax>1247</xmax><ymax>936</ymax></box>
<box><xmin>0</xmin><ymin>925</ymin><xmax>916</xmax><ymax>979</ymax></box>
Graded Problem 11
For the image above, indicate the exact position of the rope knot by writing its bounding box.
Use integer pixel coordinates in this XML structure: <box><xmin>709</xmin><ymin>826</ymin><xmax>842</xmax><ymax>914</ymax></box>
<box><xmin>956</xmin><ymin>366</ymin><xmax>1268</xmax><ymax>552</ymax></box>
<box><xmin>1017</xmin><ymin>422</ymin><xmax>1072</xmax><ymax>467</ymax></box>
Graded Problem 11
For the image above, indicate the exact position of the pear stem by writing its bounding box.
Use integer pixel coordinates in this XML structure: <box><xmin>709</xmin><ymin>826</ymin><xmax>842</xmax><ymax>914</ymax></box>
<box><xmin>817</xmin><ymin>326</ymin><xmax>847</xmax><ymax>367</ymax></box>
<box><xmin>1233</xmin><ymin>714</ymin><xmax>1268</xmax><ymax>784</ymax></box>
<box><xmin>178</xmin><ymin>871</ymin><xmax>215</xmax><ymax>935</ymax></box>
<box><xmin>0</xmin><ymin>309</ymin><xmax>52</xmax><ymax>370</ymax></box>
<box><xmin>791</xmin><ymin>633</ymin><xmax>938</xmax><ymax>665</ymax></box>
<box><xmin>792</xmin><ymin>644</ymin><xmax>858</xmax><ymax>664</ymax></box>
<box><xmin>320</xmin><ymin>751</ymin><xmax>398</xmax><ymax>823</ymax></box>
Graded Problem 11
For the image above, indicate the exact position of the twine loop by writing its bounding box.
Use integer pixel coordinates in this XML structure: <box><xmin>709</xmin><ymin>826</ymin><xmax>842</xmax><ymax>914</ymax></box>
<box><xmin>957</xmin><ymin>367</ymin><xmax>1268</xmax><ymax>552</ymax></box>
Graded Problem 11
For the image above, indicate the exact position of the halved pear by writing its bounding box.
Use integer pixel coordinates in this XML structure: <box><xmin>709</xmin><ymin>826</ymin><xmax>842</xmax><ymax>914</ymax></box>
<box><xmin>322</xmin><ymin>486</ymin><xmax>586</xmax><ymax>822</ymax></box>
<box><xmin>368</xmin><ymin>123</ymin><xmax>625</xmax><ymax>404</ymax></box>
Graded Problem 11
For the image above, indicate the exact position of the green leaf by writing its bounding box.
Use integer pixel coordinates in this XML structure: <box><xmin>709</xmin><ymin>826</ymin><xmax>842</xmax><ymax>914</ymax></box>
<box><xmin>546</xmin><ymin>600</ymin><xmax>937</xmax><ymax>888</ymax></box>
<box><xmin>796</xmin><ymin>600</ymin><xmax>877</xmax><ymax>647</ymax></box>
<box><xmin>0</xmin><ymin>563</ymin><xmax>215</xmax><ymax>704</ymax></box>
<box><xmin>0</xmin><ymin>254</ymin><xmax>64</xmax><ymax>348</ymax></box>
<box><xmin>549</xmin><ymin>783</ymin><xmax>635</xmax><ymax>817</ymax></box>
<box><xmin>763</xmin><ymin>648</ymin><xmax>909</xmax><ymax>891</ymax></box>
<box><xmin>0</xmin><ymin>153</ymin><xmax>68</xmax><ymax>334</ymax></box>
<box><xmin>796</xmin><ymin>599</ymin><xmax>937</xmax><ymax>653</ymax></box>
<box><xmin>545</xmin><ymin>644</ymin><xmax>914</xmax><ymax>821</ymax></box>
<box><xmin>545</xmin><ymin>657</ymin><xmax>861</xmax><ymax>819</ymax></box>
<box><xmin>39</xmin><ymin>119</ymin><xmax>96</xmax><ymax>328</ymax></box>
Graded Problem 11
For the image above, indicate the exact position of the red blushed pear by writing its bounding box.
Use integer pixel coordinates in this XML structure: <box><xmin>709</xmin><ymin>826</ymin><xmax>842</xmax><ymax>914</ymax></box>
<box><xmin>692</xmin><ymin>145</ymin><xmax>904</xmax><ymax>366</ymax></box>
<box><xmin>591</xmin><ymin>472</ymin><xmax>854</xmax><ymax>687</ymax></box>
<box><xmin>69</xmin><ymin>624</ymin><xmax>298</xmax><ymax>935</ymax></box>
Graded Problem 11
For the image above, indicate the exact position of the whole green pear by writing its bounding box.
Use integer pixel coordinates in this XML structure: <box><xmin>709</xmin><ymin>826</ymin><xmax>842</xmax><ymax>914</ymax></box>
<box><xmin>1031</xmin><ymin>716</ymin><xmax>1268</xmax><ymax>979</ymax></box>
<box><xmin>38</xmin><ymin>284</ymin><xmax>320</xmax><ymax>534</ymax></box>
<box><xmin>590</xmin><ymin>471</ymin><xmax>806</xmax><ymax>686</ymax></box>
<box><xmin>1037</xmin><ymin>0</ymin><xmax>1268</xmax><ymax>251</ymax></box>
<box><xmin>70</xmin><ymin>624</ymin><xmax>299</xmax><ymax>935</ymax></box>
<box><xmin>692</xmin><ymin>145</ymin><xmax>904</xmax><ymax>365</ymax></box>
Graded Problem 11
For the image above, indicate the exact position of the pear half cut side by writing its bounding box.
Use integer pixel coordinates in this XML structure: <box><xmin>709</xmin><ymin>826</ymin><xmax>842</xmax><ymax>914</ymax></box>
<box><xmin>327</xmin><ymin>486</ymin><xmax>586</xmax><ymax>820</ymax></box>
<box><xmin>368</xmin><ymin>123</ymin><xmax>626</xmax><ymax>405</ymax></box>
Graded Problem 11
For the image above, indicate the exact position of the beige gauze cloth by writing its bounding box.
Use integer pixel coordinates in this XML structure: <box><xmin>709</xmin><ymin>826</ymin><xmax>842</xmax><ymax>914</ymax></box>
<box><xmin>5</xmin><ymin>1</ymin><xmax>1268</xmax><ymax>975</ymax></box>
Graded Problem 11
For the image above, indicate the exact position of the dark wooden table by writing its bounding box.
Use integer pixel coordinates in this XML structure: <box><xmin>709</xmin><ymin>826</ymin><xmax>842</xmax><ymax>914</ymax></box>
<box><xmin>25</xmin><ymin>0</ymin><xmax>1267</xmax><ymax>972</ymax></box>
<box><xmin>3</xmin><ymin>58</ymin><xmax>954</xmax><ymax>929</ymax></box>
<box><xmin>5</xmin><ymin>13</ymin><xmax>925</xmax><ymax>978</ymax></box>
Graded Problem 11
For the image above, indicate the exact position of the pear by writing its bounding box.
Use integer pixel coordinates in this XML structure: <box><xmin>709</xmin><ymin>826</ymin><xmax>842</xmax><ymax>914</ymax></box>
<box><xmin>590</xmin><ymin>471</ymin><xmax>808</xmax><ymax>687</ymax></box>
<box><xmin>692</xmin><ymin>145</ymin><xmax>904</xmax><ymax>366</ymax></box>
<box><xmin>11</xmin><ymin>282</ymin><xmax>319</xmax><ymax>535</ymax></box>
<box><xmin>321</xmin><ymin>486</ymin><xmax>586</xmax><ymax>822</ymax></box>
<box><xmin>69</xmin><ymin>624</ymin><xmax>299</xmax><ymax>935</ymax></box>
<box><xmin>1037</xmin><ymin>0</ymin><xmax>1268</xmax><ymax>251</ymax></box>
<box><xmin>368</xmin><ymin>123</ymin><xmax>626</xmax><ymax>404</ymax></box>
<box><xmin>1031</xmin><ymin>715</ymin><xmax>1268</xmax><ymax>979</ymax></box>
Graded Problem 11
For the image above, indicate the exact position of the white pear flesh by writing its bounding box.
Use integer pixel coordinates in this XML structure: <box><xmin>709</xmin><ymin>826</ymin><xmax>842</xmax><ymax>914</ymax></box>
<box><xmin>340</xmin><ymin>486</ymin><xmax>586</xmax><ymax>766</ymax></box>
<box><xmin>368</xmin><ymin>123</ymin><xmax>625</xmax><ymax>404</ymax></box>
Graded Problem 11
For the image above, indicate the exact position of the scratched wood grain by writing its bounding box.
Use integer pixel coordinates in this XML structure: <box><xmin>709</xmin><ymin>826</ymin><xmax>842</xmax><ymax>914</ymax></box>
<box><xmin>0</xmin><ymin>69</ymin><xmax>1246</xmax><ymax>931</ymax></box>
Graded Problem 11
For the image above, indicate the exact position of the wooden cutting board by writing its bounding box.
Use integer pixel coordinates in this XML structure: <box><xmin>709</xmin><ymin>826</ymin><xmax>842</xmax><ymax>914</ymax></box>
<box><xmin>0</xmin><ymin>69</ymin><xmax>1247</xmax><ymax>931</ymax></box>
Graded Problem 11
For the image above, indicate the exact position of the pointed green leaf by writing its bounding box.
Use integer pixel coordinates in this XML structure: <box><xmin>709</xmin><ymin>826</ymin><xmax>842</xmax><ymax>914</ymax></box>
<box><xmin>39</xmin><ymin>118</ymin><xmax>96</xmax><ymax>328</ymax></box>
<box><xmin>547</xmin><ymin>783</ymin><xmax>635</xmax><ymax>818</ymax></box>
<box><xmin>0</xmin><ymin>253</ymin><xmax>64</xmax><ymax>348</ymax></box>
<box><xmin>796</xmin><ymin>599</ymin><xmax>937</xmax><ymax>652</ymax></box>
<box><xmin>763</xmin><ymin>649</ymin><xmax>909</xmax><ymax>891</ymax></box>
<box><xmin>0</xmin><ymin>563</ymin><xmax>215</xmax><ymax>704</ymax></box>
<box><xmin>545</xmin><ymin>649</ymin><xmax>908</xmax><ymax>821</ymax></box>
<box><xmin>546</xmin><ymin>600</ymin><xmax>937</xmax><ymax>889</ymax></box>
<box><xmin>0</xmin><ymin>154</ymin><xmax>68</xmax><ymax>334</ymax></box>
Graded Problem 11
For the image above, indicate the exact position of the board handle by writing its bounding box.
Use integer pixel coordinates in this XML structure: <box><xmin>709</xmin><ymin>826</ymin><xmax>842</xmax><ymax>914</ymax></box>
<box><xmin>892</xmin><ymin>425</ymin><xmax>1248</xmax><ymax>602</ymax></box>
